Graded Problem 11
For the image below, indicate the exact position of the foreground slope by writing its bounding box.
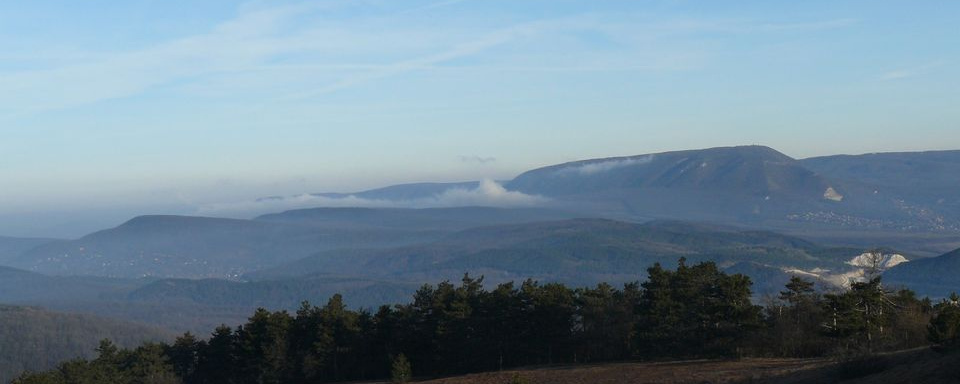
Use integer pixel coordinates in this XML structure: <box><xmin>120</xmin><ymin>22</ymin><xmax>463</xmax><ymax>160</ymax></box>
<box><xmin>397</xmin><ymin>349</ymin><xmax>960</xmax><ymax>384</ymax></box>
<box><xmin>407</xmin><ymin>358</ymin><xmax>834</xmax><ymax>384</ymax></box>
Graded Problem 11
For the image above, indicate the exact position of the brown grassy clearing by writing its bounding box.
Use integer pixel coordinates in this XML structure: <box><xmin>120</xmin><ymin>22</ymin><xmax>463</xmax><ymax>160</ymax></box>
<box><xmin>354</xmin><ymin>348</ymin><xmax>960</xmax><ymax>384</ymax></box>
<box><xmin>408</xmin><ymin>357</ymin><xmax>833</xmax><ymax>384</ymax></box>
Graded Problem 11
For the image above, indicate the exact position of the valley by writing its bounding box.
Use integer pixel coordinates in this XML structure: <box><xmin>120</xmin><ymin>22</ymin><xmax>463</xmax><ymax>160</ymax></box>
<box><xmin>2</xmin><ymin>146</ymin><xmax>960</xmax><ymax>382</ymax></box>
<box><xmin>5</xmin><ymin>2</ymin><xmax>958</xmax><ymax>382</ymax></box>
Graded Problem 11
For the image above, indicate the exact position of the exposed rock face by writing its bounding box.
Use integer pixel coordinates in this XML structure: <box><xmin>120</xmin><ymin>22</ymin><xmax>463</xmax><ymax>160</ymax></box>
<box><xmin>823</xmin><ymin>187</ymin><xmax>844</xmax><ymax>202</ymax></box>
<box><xmin>846</xmin><ymin>251</ymin><xmax>908</xmax><ymax>269</ymax></box>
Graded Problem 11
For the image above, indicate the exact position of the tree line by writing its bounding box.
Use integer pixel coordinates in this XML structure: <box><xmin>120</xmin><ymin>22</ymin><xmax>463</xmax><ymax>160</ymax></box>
<box><xmin>0</xmin><ymin>305</ymin><xmax>171</xmax><ymax>384</ymax></box>
<box><xmin>13</xmin><ymin>258</ymin><xmax>960</xmax><ymax>384</ymax></box>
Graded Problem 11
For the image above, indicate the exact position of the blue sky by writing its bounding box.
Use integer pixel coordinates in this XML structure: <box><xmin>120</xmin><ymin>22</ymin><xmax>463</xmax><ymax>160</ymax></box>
<box><xmin>1</xmin><ymin>0</ymin><xmax>958</xmax><ymax>236</ymax></box>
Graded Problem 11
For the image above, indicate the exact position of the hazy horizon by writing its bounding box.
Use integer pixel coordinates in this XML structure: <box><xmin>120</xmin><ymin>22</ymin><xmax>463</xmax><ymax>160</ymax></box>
<box><xmin>2</xmin><ymin>0</ymin><xmax>959</xmax><ymax>237</ymax></box>
<box><xmin>4</xmin><ymin>143</ymin><xmax>958</xmax><ymax>239</ymax></box>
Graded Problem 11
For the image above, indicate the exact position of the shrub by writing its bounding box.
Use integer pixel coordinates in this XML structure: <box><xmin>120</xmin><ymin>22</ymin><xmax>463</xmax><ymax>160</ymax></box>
<box><xmin>391</xmin><ymin>353</ymin><xmax>412</xmax><ymax>383</ymax></box>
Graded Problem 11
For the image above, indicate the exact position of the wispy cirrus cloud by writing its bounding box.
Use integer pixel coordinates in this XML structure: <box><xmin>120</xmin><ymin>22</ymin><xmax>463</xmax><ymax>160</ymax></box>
<box><xmin>401</xmin><ymin>0</ymin><xmax>472</xmax><ymax>14</ymax></box>
<box><xmin>0</xmin><ymin>2</ymin><xmax>323</xmax><ymax>115</ymax></box>
<box><xmin>0</xmin><ymin>1</ymin><xmax>473</xmax><ymax>116</ymax></box>
<box><xmin>0</xmin><ymin>1</ymin><xmax>865</xmax><ymax>119</ymax></box>
<box><xmin>460</xmin><ymin>155</ymin><xmax>497</xmax><ymax>164</ymax></box>
<box><xmin>271</xmin><ymin>19</ymin><xmax>560</xmax><ymax>102</ymax></box>
<box><xmin>879</xmin><ymin>61</ymin><xmax>945</xmax><ymax>81</ymax></box>
<box><xmin>0</xmin><ymin>1</ymin><xmax>713</xmax><ymax>118</ymax></box>
<box><xmin>748</xmin><ymin>18</ymin><xmax>858</xmax><ymax>32</ymax></box>
<box><xmin>197</xmin><ymin>179</ymin><xmax>548</xmax><ymax>218</ymax></box>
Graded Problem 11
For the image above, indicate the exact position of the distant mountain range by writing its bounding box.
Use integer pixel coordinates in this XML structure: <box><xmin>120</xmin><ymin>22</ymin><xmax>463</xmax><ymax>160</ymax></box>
<box><xmin>0</xmin><ymin>221</ymin><xmax>892</xmax><ymax>332</ymax></box>
<box><xmin>0</xmin><ymin>236</ymin><xmax>61</xmax><ymax>265</ymax></box>
<box><xmin>298</xmin><ymin>146</ymin><xmax>960</xmax><ymax>253</ymax></box>
<box><xmin>514</xmin><ymin>146</ymin><xmax>960</xmax><ymax>232</ymax></box>
<box><xmin>8</xmin><ymin>207</ymin><xmax>578</xmax><ymax>278</ymax></box>
<box><xmin>885</xmin><ymin>247</ymin><xmax>960</xmax><ymax>296</ymax></box>
<box><xmin>246</xmin><ymin>219</ymin><xmax>859</xmax><ymax>286</ymax></box>
<box><xmin>509</xmin><ymin>146</ymin><xmax>824</xmax><ymax>198</ymax></box>
<box><xmin>272</xmin><ymin>146</ymin><xmax>960</xmax><ymax>240</ymax></box>
<box><xmin>0</xmin><ymin>217</ymin><xmax>910</xmax><ymax>333</ymax></box>
<box><xmin>310</xmin><ymin>181</ymin><xmax>481</xmax><ymax>201</ymax></box>
<box><xmin>10</xmin><ymin>214</ymin><xmax>424</xmax><ymax>278</ymax></box>
<box><xmin>1</xmin><ymin>145</ymin><xmax>957</xmax><ymax>280</ymax></box>
<box><xmin>1</xmin><ymin>144</ymin><xmax>959</xmax><ymax>344</ymax></box>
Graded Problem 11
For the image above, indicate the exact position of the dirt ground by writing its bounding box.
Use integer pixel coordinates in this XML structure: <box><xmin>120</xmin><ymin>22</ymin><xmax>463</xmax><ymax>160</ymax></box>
<box><xmin>353</xmin><ymin>348</ymin><xmax>960</xmax><ymax>384</ymax></box>
<box><xmin>411</xmin><ymin>357</ymin><xmax>834</xmax><ymax>384</ymax></box>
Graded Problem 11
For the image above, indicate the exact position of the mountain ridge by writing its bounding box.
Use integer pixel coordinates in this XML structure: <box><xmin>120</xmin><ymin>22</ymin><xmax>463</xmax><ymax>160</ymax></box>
<box><xmin>884</xmin><ymin>247</ymin><xmax>960</xmax><ymax>297</ymax></box>
<box><xmin>4</xmin><ymin>145</ymin><xmax>960</xmax><ymax>283</ymax></box>
<box><xmin>245</xmin><ymin>218</ymin><xmax>863</xmax><ymax>288</ymax></box>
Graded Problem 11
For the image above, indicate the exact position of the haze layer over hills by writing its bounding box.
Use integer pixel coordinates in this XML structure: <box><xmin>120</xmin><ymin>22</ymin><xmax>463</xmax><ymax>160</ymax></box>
<box><xmin>0</xmin><ymin>145</ymin><xmax>955</xmax><ymax>296</ymax></box>
<box><xmin>4</xmin><ymin>145</ymin><xmax>960</xmax><ymax>281</ymax></box>
<box><xmin>2</xmin><ymin>145</ymin><xmax>960</xmax><ymax>381</ymax></box>
<box><xmin>1</xmin><ymin>146</ymin><xmax>955</xmax><ymax>279</ymax></box>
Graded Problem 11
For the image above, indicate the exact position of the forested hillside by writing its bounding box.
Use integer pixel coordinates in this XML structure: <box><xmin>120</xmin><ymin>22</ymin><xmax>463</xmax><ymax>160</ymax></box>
<box><xmin>248</xmin><ymin>219</ymin><xmax>861</xmax><ymax>288</ymax></box>
<box><xmin>0</xmin><ymin>237</ymin><xmax>60</xmax><ymax>265</ymax></box>
<box><xmin>885</xmin><ymin>248</ymin><xmax>960</xmax><ymax>297</ymax></box>
<box><xmin>0</xmin><ymin>218</ymin><xmax>939</xmax><ymax>340</ymax></box>
<box><xmin>14</xmin><ymin>260</ymin><xmax>960</xmax><ymax>384</ymax></box>
<box><xmin>0</xmin><ymin>306</ymin><xmax>173</xmax><ymax>383</ymax></box>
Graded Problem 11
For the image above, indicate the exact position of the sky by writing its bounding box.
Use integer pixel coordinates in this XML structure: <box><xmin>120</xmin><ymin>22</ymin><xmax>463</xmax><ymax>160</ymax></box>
<box><xmin>1</xmin><ymin>0</ymin><xmax>958</xmax><ymax>237</ymax></box>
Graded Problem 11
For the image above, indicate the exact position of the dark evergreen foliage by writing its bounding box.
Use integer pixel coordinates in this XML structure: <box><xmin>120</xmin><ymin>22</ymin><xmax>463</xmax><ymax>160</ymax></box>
<box><xmin>0</xmin><ymin>305</ymin><xmax>172</xmax><ymax>384</ymax></box>
<box><xmin>633</xmin><ymin>259</ymin><xmax>761</xmax><ymax>357</ymax></box>
<box><xmin>11</xmin><ymin>261</ymin><xmax>945</xmax><ymax>384</ymax></box>
<box><xmin>928</xmin><ymin>293</ymin><xmax>960</xmax><ymax>348</ymax></box>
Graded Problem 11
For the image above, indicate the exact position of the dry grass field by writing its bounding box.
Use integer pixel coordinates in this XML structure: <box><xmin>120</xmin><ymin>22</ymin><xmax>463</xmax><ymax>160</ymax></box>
<box><xmin>357</xmin><ymin>348</ymin><xmax>960</xmax><ymax>384</ymax></box>
<box><xmin>403</xmin><ymin>357</ymin><xmax>834</xmax><ymax>384</ymax></box>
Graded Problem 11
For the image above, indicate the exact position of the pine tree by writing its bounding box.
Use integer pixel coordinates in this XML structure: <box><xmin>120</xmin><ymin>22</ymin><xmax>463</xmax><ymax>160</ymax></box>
<box><xmin>316</xmin><ymin>294</ymin><xmax>360</xmax><ymax>381</ymax></box>
<box><xmin>167</xmin><ymin>332</ymin><xmax>201</xmax><ymax>381</ymax></box>
<box><xmin>195</xmin><ymin>325</ymin><xmax>238</xmax><ymax>384</ymax></box>
<box><xmin>390</xmin><ymin>354</ymin><xmax>412</xmax><ymax>383</ymax></box>
<box><xmin>634</xmin><ymin>259</ymin><xmax>760</xmax><ymax>357</ymax></box>
<box><xmin>768</xmin><ymin>276</ymin><xmax>828</xmax><ymax>356</ymax></box>
<box><xmin>929</xmin><ymin>293</ymin><xmax>960</xmax><ymax>348</ymax></box>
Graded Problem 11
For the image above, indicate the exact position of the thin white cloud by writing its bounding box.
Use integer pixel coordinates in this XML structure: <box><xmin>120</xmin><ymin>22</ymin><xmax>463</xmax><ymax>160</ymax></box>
<box><xmin>402</xmin><ymin>0</ymin><xmax>471</xmax><ymax>14</ymax></box>
<box><xmin>460</xmin><ymin>155</ymin><xmax>497</xmax><ymax>164</ymax></box>
<box><xmin>0</xmin><ymin>3</ymin><xmax>314</xmax><ymax>114</ymax></box>
<box><xmin>431</xmin><ymin>179</ymin><xmax>547</xmax><ymax>206</ymax></box>
<box><xmin>0</xmin><ymin>2</ymin><xmax>858</xmax><ymax>119</ymax></box>
<box><xmin>880</xmin><ymin>61</ymin><xmax>944</xmax><ymax>81</ymax></box>
<box><xmin>273</xmin><ymin>20</ymin><xmax>552</xmax><ymax>101</ymax></box>
<box><xmin>596</xmin><ymin>17</ymin><xmax>858</xmax><ymax>39</ymax></box>
<box><xmin>197</xmin><ymin>179</ymin><xmax>548</xmax><ymax>218</ymax></box>
<box><xmin>0</xmin><ymin>1</ymin><xmax>457</xmax><ymax>116</ymax></box>
<box><xmin>557</xmin><ymin>155</ymin><xmax>654</xmax><ymax>176</ymax></box>
<box><xmin>750</xmin><ymin>18</ymin><xmax>859</xmax><ymax>32</ymax></box>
